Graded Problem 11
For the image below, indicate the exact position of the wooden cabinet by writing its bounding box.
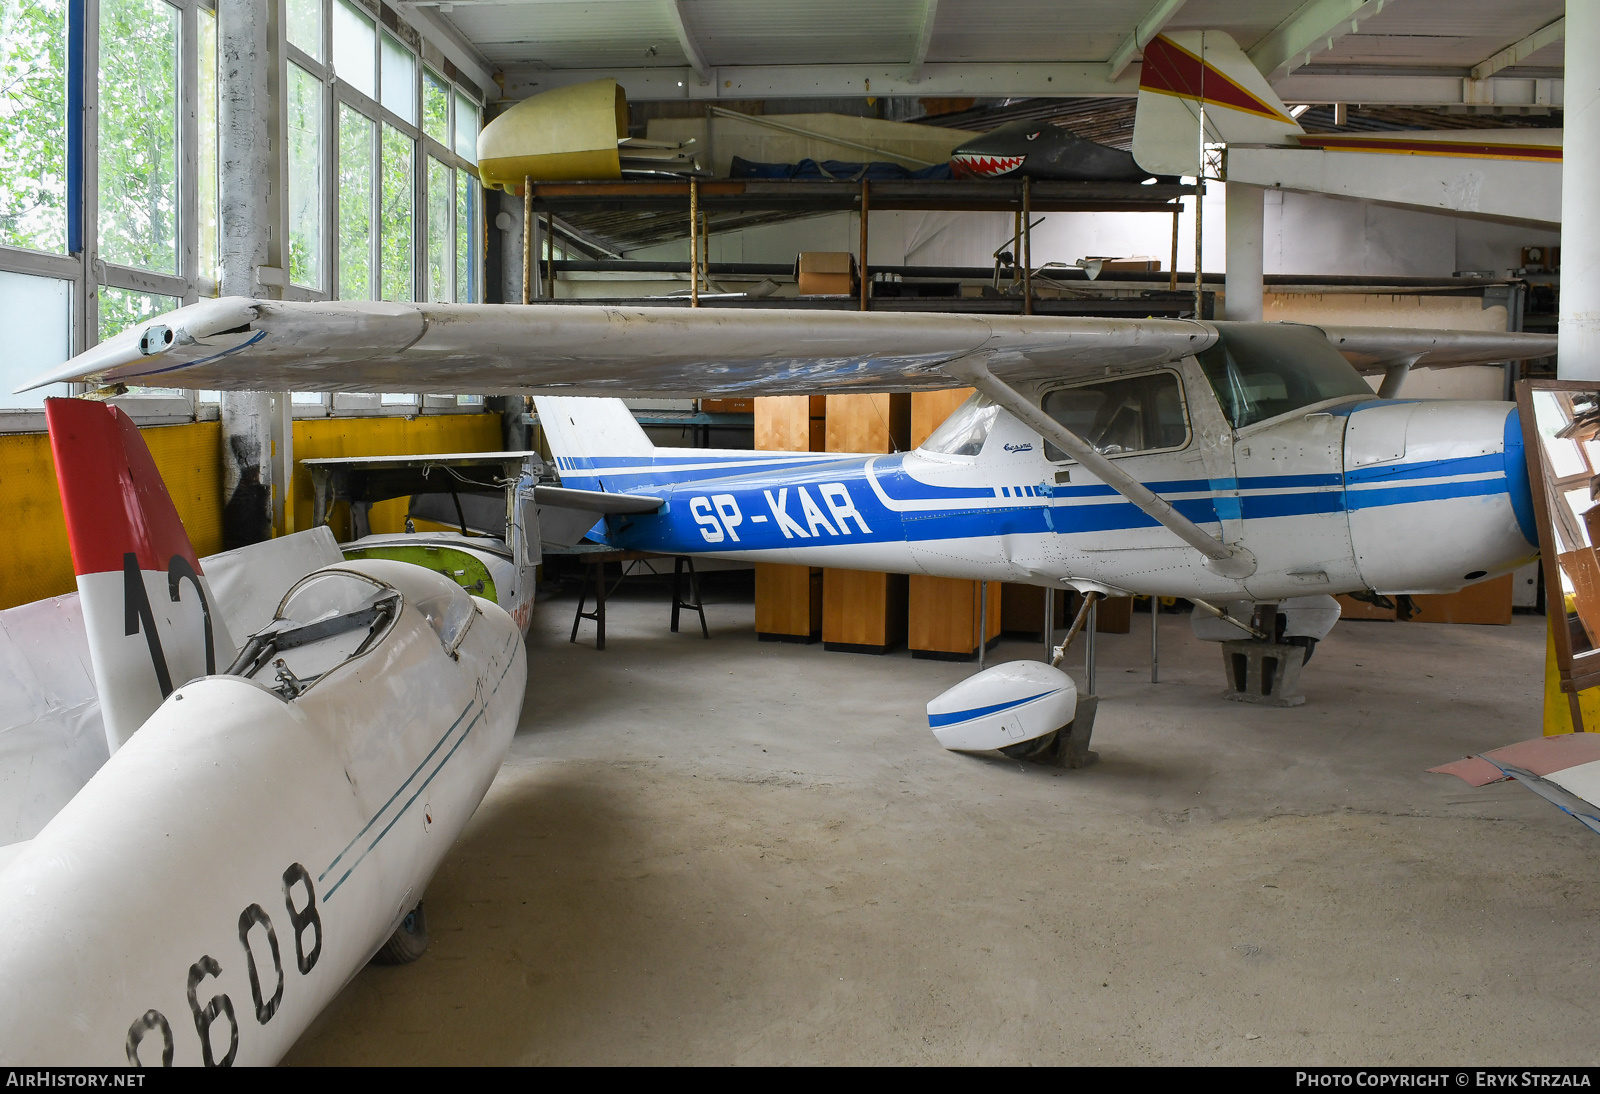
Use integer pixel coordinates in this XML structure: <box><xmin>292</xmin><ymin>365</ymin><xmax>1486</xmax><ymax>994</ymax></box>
<box><xmin>905</xmin><ymin>389</ymin><xmax>1001</xmax><ymax>659</ymax></box>
<box><xmin>909</xmin><ymin>575</ymin><xmax>1000</xmax><ymax>660</ymax></box>
<box><xmin>1410</xmin><ymin>574</ymin><xmax>1514</xmax><ymax>625</ymax></box>
<box><xmin>821</xmin><ymin>393</ymin><xmax>910</xmax><ymax>653</ymax></box>
<box><xmin>753</xmin><ymin>396</ymin><xmax>826</xmax><ymax>642</ymax></box>
<box><xmin>823</xmin><ymin>569</ymin><xmax>909</xmax><ymax>653</ymax></box>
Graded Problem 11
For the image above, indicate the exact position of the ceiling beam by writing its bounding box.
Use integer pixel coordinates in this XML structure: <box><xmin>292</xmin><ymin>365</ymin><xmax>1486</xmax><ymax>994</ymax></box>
<box><xmin>503</xmin><ymin>62</ymin><xmax>1143</xmax><ymax>101</ymax></box>
<box><xmin>1471</xmin><ymin>17</ymin><xmax>1564</xmax><ymax>81</ymax></box>
<box><xmin>1107</xmin><ymin>0</ymin><xmax>1188</xmax><ymax>81</ymax></box>
<box><xmin>665</xmin><ymin>0</ymin><xmax>710</xmax><ymax>86</ymax></box>
<box><xmin>908</xmin><ymin>0</ymin><xmax>938</xmax><ymax>83</ymax></box>
<box><xmin>1248</xmin><ymin>0</ymin><xmax>1387</xmax><ymax>78</ymax></box>
<box><xmin>1275</xmin><ymin>70</ymin><xmax>1562</xmax><ymax>108</ymax></box>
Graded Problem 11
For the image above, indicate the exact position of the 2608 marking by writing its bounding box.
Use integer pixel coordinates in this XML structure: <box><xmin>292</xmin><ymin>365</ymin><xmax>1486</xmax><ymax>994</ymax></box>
<box><xmin>125</xmin><ymin>862</ymin><xmax>322</xmax><ymax>1067</ymax></box>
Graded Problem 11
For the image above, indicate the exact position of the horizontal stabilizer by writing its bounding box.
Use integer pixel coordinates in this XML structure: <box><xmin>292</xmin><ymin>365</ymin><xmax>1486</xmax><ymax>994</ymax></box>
<box><xmin>534</xmin><ymin>484</ymin><xmax>662</xmax><ymax>514</ymax></box>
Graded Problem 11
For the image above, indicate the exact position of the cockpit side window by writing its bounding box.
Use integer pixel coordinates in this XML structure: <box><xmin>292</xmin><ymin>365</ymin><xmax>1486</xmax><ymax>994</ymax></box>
<box><xmin>919</xmin><ymin>391</ymin><xmax>1000</xmax><ymax>456</ymax></box>
<box><xmin>1040</xmin><ymin>370</ymin><xmax>1189</xmax><ymax>462</ymax></box>
<box><xmin>1197</xmin><ymin>324</ymin><xmax>1374</xmax><ymax>429</ymax></box>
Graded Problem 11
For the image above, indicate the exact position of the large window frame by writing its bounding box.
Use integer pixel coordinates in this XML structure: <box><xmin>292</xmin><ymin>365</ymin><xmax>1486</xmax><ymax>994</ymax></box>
<box><xmin>284</xmin><ymin>0</ymin><xmax>484</xmax><ymax>419</ymax></box>
<box><xmin>0</xmin><ymin>0</ymin><xmax>487</xmax><ymax>431</ymax></box>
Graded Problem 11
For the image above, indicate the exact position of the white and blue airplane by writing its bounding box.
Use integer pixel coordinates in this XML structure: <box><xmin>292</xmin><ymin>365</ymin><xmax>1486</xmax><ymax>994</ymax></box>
<box><xmin>32</xmin><ymin>298</ymin><xmax>1553</xmax><ymax>752</ymax></box>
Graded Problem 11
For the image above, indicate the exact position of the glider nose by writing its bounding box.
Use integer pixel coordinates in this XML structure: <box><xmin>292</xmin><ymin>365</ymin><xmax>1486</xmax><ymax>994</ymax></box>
<box><xmin>1345</xmin><ymin>400</ymin><xmax>1539</xmax><ymax>593</ymax></box>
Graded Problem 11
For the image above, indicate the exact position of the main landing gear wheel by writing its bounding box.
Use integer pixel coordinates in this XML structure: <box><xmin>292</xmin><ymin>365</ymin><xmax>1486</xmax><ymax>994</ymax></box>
<box><xmin>373</xmin><ymin>902</ymin><xmax>429</xmax><ymax>965</ymax></box>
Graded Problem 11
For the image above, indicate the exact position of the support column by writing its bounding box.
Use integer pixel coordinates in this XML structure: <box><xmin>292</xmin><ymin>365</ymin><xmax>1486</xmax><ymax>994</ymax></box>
<box><xmin>1224</xmin><ymin>182</ymin><xmax>1264</xmax><ymax>322</ymax></box>
<box><xmin>1562</xmin><ymin>5</ymin><xmax>1600</xmax><ymax>379</ymax></box>
<box><xmin>218</xmin><ymin>0</ymin><xmax>275</xmax><ymax>547</ymax></box>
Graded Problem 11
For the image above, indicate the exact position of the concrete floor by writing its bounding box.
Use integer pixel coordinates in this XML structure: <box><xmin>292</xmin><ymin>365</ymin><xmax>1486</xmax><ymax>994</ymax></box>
<box><xmin>285</xmin><ymin>586</ymin><xmax>1599</xmax><ymax>1065</ymax></box>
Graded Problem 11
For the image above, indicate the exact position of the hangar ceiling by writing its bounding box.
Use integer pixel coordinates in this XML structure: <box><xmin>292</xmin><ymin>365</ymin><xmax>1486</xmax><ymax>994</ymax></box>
<box><xmin>400</xmin><ymin>0</ymin><xmax>1566</xmax><ymax>109</ymax></box>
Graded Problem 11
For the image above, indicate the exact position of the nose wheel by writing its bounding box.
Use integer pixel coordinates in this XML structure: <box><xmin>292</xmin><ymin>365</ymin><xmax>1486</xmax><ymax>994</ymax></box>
<box><xmin>373</xmin><ymin>902</ymin><xmax>429</xmax><ymax>965</ymax></box>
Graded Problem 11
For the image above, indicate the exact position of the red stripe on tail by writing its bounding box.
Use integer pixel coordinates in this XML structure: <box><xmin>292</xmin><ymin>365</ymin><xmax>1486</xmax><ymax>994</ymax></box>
<box><xmin>45</xmin><ymin>398</ymin><xmax>202</xmax><ymax>577</ymax></box>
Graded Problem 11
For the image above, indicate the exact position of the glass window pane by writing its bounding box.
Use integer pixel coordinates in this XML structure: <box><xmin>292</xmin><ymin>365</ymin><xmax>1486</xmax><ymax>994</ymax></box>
<box><xmin>379</xmin><ymin>124</ymin><xmax>412</xmax><ymax>302</ymax></box>
<box><xmin>379</xmin><ymin>32</ymin><xmax>414</xmax><ymax>124</ymax></box>
<box><xmin>0</xmin><ymin>272</ymin><xmax>70</xmax><ymax>408</ymax></box>
<box><xmin>98</xmin><ymin>285</ymin><xmax>177</xmax><ymax>341</ymax></box>
<box><xmin>1041</xmin><ymin>372</ymin><xmax>1188</xmax><ymax>462</ymax></box>
<box><xmin>287</xmin><ymin>64</ymin><xmax>322</xmax><ymax>288</ymax></box>
<box><xmin>381</xmin><ymin>393</ymin><xmax>416</xmax><ymax>405</ymax></box>
<box><xmin>197</xmin><ymin>7</ymin><xmax>218</xmax><ymax>282</ymax></box>
<box><xmin>426</xmin><ymin>157</ymin><xmax>451</xmax><ymax>302</ymax></box>
<box><xmin>337</xmin><ymin>104</ymin><xmax>373</xmax><ymax>300</ymax></box>
<box><xmin>455</xmin><ymin>171</ymin><xmax>473</xmax><ymax>303</ymax></box>
<box><xmin>453</xmin><ymin>94</ymin><xmax>478</xmax><ymax>161</ymax></box>
<box><xmin>423</xmin><ymin>68</ymin><xmax>449</xmax><ymax>146</ymax></box>
<box><xmin>287</xmin><ymin>0</ymin><xmax>322</xmax><ymax>61</ymax></box>
<box><xmin>332</xmin><ymin>0</ymin><xmax>374</xmax><ymax>99</ymax></box>
<box><xmin>99</xmin><ymin>0</ymin><xmax>179</xmax><ymax>273</ymax></box>
<box><xmin>0</xmin><ymin>0</ymin><xmax>68</xmax><ymax>253</ymax></box>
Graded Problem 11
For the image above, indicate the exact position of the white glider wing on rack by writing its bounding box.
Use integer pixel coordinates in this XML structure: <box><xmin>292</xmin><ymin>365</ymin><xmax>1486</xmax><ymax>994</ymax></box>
<box><xmin>26</xmin><ymin>297</ymin><xmax>1218</xmax><ymax>396</ymax></box>
<box><xmin>26</xmin><ymin>298</ymin><xmax>1556</xmax><ymax>398</ymax></box>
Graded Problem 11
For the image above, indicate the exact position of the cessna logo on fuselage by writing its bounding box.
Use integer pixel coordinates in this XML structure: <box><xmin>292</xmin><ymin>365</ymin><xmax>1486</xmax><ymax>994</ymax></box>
<box><xmin>690</xmin><ymin>484</ymin><xmax>872</xmax><ymax>543</ymax></box>
<box><xmin>1003</xmin><ymin>442</ymin><xmax>1034</xmax><ymax>453</ymax></box>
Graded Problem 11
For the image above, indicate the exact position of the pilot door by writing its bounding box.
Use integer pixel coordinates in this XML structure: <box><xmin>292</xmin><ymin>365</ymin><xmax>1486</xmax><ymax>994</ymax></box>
<box><xmin>1191</xmin><ymin>344</ymin><xmax>1363</xmax><ymax>598</ymax></box>
<box><xmin>1038</xmin><ymin>366</ymin><xmax>1216</xmax><ymax>582</ymax></box>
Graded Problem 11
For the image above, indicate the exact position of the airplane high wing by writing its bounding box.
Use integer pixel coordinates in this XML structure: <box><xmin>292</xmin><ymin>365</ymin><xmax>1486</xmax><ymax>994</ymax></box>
<box><xmin>23</xmin><ymin>297</ymin><xmax>1552</xmax><ymax>398</ymax></box>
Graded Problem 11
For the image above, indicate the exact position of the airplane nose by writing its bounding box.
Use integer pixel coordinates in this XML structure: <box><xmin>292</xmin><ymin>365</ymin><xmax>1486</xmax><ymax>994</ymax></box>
<box><xmin>1503</xmin><ymin>404</ymin><xmax>1539</xmax><ymax>549</ymax></box>
<box><xmin>1346</xmin><ymin>400</ymin><xmax>1539</xmax><ymax>592</ymax></box>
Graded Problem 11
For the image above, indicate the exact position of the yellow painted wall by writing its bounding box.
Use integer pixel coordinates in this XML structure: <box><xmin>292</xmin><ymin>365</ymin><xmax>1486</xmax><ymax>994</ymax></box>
<box><xmin>0</xmin><ymin>421</ymin><xmax>224</xmax><ymax>611</ymax></box>
<box><xmin>290</xmin><ymin>414</ymin><xmax>503</xmax><ymax>538</ymax></box>
<box><xmin>0</xmin><ymin>412</ymin><xmax>501</xmax><ymax>612</ymax></box>
<box><xmin>1543</xmin><ymin>612</ymin><xmax>1600</xmax><ymax>734</ymax></box>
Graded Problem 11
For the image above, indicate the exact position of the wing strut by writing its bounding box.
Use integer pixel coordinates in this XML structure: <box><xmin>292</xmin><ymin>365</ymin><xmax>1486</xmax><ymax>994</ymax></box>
<box><xmin>1375</xmin><ymin>354</ymin><xmax>1423</xmax><ymax>399</ymax></box>
<box><xmin>948</xmin><ymin>362</ymin><xmax>1256</xmax><ymax>579</ymax></box>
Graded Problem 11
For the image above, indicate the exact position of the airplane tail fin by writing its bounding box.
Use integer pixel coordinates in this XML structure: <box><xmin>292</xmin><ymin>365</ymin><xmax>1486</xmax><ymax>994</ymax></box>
<box><xmin>1131</xmin><ymin>30</ymin><xmax>1302</xmax><ymax>178</ymax></box>
<box><xmin>45</xmin><ymin>398</ymin><xmax>235</xmax><ymax>754</ymax></box>
<box><xmin>533</xmin><ymin>395</ymin><xmax>654</xmax><ymax>493</ymax></box>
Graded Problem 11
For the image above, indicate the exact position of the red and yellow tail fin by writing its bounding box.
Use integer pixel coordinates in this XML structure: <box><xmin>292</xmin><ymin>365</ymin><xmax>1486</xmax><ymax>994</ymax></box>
<box><xmin>1132</xmin><ymin>30</ymin><xmax>1303</xmax><ymax>178</ymax></box>
<box><xmin>46</xmin><ymin>398</ymin><xmax>234</xmax><ymax>753</ymax></box>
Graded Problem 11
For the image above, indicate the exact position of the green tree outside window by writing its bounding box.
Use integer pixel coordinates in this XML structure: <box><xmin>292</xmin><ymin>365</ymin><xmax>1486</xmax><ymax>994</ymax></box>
<box><xmin>0</xmin><ymin>0</ymin><xmax>68</xmax><ymax>253</ymax></box>
<box><xmin>99</xmin><ymin>0</ymin><xmax>178</xmax><ymax>274</ymax></box>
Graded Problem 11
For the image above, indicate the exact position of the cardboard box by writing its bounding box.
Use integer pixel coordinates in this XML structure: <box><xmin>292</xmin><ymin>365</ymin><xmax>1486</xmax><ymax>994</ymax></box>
<box><xmin>795</xmin><ymin>252</ymin><xmax>856</xmax><ymax>296</ymax></box>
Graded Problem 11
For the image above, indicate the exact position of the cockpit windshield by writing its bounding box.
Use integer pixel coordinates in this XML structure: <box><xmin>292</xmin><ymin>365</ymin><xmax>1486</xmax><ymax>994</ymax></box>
<box><xmin>1197</xmin><ymin>324</ymin><xmax>1373</xmax><ymax>429</ymax></box>
<box><xmin>919</xmin><ymin>392</ymin><xmax>999</xmax><ymax>456</ymax></box>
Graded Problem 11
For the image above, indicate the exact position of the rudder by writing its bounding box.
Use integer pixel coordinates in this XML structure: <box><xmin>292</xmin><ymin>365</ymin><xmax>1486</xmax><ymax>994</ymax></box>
<box><xmin>534</xmin><ymin>396</ymin><xmax>654</xmax><ymax>492</ymax></box>
<box><xmin>46</xmin><ymin>398</ymin><xmax>235</xmax><ymax>753</ymax></box>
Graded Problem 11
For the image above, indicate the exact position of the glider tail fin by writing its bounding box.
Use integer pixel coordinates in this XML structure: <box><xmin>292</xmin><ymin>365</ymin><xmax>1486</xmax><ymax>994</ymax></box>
<box><xmin>533</xmin><ymin>395</ymin><xmax>654</xmax><ymax>492</ymax></box>
<box><xmin>1131</xmin><ymin>30</ymin><xmax>1303</xmax><ymax>178</ymax></box>
<box><xmin>45</xmin><ymin>397</ymin><xmax>235</xmax><ymax>754</ymax></box>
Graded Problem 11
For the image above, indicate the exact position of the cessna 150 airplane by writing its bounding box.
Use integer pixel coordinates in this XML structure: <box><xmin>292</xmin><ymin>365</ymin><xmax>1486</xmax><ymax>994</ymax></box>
<box><xmin>28</xmin><ymin>297</ymin><xmax>1554</xmax><ymax>749</ymax></box>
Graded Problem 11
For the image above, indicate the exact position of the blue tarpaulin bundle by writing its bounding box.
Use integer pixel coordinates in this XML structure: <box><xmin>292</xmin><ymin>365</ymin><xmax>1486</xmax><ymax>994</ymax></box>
<box><xmin>729</xmin><ymin>155</ymin><xmax>952</xmax><ymax>181</ymax></box>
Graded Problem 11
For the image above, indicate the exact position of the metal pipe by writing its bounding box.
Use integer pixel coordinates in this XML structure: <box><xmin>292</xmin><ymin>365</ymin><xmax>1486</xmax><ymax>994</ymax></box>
<box><xmin>859</xmin><ymin>179</ymin><xmax>870</xmax><ymax>312</ymax></box>
<box><xmin>977</xmin><ymin>580</ymin><xmax>988</xmax><ymax>669</ymax></box>
<box><xmin>1170</xmin><ymin>209</ymin><xmax>1179</xmax><ymax>292</ymax></box>
<box><xmin>1190</xmin><ymin>597</ymin><xmax>1269</xmax><ymax>640</ymax></box>
<box><xmin>689</xmin><ymin>177</ymin><xmax>699</xmax><ymax>308</ymax></box>
<box><xmin>949</xmin><ymin>363</ymin><xmax>1253</xmax><ymax>575</ymax></box>
<box><xmin>1150</xmin><ymin>595</ymin><xmax>1159</xmax><ymax>683</ymax></box>
<box><xmin>1085</xmin><ymin>598</ymin><xmax>1098</xmax><ymax>695</ymax></box>
<box><xmin>546</xmin><ymin>212</ymin><xmax>556</xmax><ymax>298</ymax></box>
<box><xmin>1043</xmin><ymin>586</ymin><xmax>1054</xmax><ymax>662</ymax></box>
<box><xmin>1022</xmin><ymin>177</ymin><xmax>1033</xmax><ymax>315</ymax></box>
<box><xmin>521</xmin><ymin>177</ymin><xmax>531</xmax><ymax>305</ymax></box>
<box><xmin>1050</xmin><ymin>590</ymin><xmax>1100</xmax><ymax>668</ymax></box>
